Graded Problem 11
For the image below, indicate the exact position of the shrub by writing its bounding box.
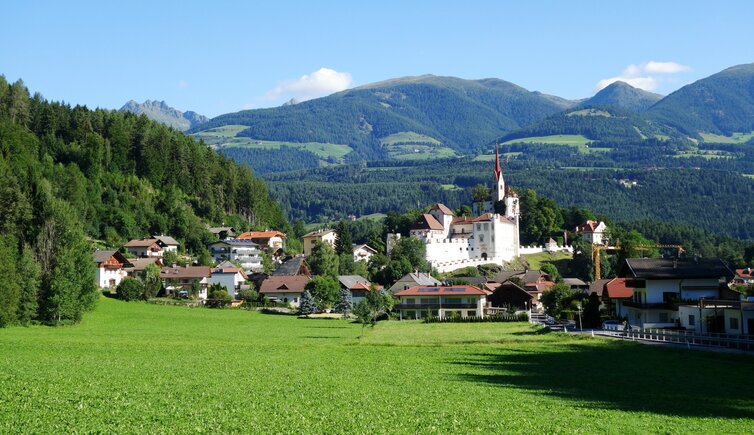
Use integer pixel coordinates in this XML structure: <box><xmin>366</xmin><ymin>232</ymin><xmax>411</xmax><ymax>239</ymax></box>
<box><xmin>116</xmin><ymin>278</ymin><xmax>144</xmax><ymax>302</ymax></box>
<box><xmin>206</xmin><ymin>283</ymin><xmax>232</xmax><ymax>308</ymax></box>
<box><xmin>423</xmin><ymin>313</ymin><xmax>528</xmax><ymax>323</ymax></box>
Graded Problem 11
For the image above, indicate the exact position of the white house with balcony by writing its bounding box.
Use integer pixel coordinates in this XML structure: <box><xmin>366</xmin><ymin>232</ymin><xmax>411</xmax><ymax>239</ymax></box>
<box><xmin>208</xmin><ymin>239</ymin><xmax>263</xmax><ymax>273</ymax></box>
<box><xmin>614</xmin><ymin>258</ymin><xmax>735</xmax><ymax>328</ymax></box>
<box><xmin>303</xmin><ymin>228</ymin><xmax>337</xmax><ymax>256</ymax></box>
<box><xmin>394</xmin><ymin>285</ymin><xmax>489</xmax><ymax>320</ymax></box>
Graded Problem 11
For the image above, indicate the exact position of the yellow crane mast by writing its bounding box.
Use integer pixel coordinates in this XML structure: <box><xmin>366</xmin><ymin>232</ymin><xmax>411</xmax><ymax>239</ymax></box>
<box><xmin>592</xmin><ymin>244</ymin><xmax>684</xmax><ymax>280</ymax></box>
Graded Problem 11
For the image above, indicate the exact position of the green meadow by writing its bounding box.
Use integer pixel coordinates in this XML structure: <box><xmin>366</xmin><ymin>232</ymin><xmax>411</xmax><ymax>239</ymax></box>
<box><xmin>1</xmin><ymin>298</ymin><xmax>752</xmax><ymax>433</ymax></box>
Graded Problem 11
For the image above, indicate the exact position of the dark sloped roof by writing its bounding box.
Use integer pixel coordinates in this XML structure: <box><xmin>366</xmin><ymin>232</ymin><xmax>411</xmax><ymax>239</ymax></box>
<box><xmin>273</xmin><ymin>256</ymin><xmax>310</xmax><ymax>276</ymax></box>
<box><xmin>412</xmin><ymin>214</ymin><xmax>444</xmax><ymax>231</ymax></box>
<box><xmin>153</xmin><ymin>235</ymin><xmax>179</xmax><ymax>246</ymax></box>
<box><xmin>620</xmin><ymin>258</ymin><xmax>734</xmax><ymax>280</ymax></box>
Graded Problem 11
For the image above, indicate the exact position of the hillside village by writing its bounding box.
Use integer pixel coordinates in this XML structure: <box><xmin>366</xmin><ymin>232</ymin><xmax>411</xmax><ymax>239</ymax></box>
<box><xmin>92</xmin><ymin>151</ymin><xmax>754</xmax><ymax>336</ymax></box>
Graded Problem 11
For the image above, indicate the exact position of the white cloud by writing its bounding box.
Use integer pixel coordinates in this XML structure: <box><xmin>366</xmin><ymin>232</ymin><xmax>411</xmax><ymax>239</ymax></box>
<box><xmin>262</xmin><ymin>68</ymin><xmax>353</xmax><ymax>102</ymax></box>
<box><xmin>595</xmin><ymin>61</ymin><xmax>691</xmax><ymax>92</ymax></box>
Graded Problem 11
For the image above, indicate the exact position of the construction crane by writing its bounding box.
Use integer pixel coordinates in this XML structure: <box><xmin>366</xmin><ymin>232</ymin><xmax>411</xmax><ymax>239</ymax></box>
<box><xmin>592</xmin><ymin>243</ymin><xmax>685</xmax><ymax>280</ymax></box>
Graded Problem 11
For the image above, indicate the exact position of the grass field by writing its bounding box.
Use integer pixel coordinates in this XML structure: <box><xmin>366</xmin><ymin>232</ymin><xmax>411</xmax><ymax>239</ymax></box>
<box><xmin>699</xmin><ymin>131</ymin><xmax>754</xmax><ymax>144</ymax></box>
<box><xmin>380</xmin><ymin>131</ymin><xmax>457</xmax><ymax>160</ymax></box>
<box><xmin>674</xmin><ymin>149</ymin><xmax>734</xmax><ymax>159</ymax></box>
<box><xmin>501</xmin><ymin>135</ymin><xmax>609</xmax><ymax>154</ymax></box>
<box><xmin>192</xmin><ymin>125</ymin><xmax>352</xmax><ymax>160</ymax></box>
<box><xmin>380</xmin><ymin>131</ymin><xmax>442</xmax><ymax>146</ymax></box>
<box><xmin>1</xmin><ymin>298</ymin><xmax>752</xmax><ymax>432</ymax></box>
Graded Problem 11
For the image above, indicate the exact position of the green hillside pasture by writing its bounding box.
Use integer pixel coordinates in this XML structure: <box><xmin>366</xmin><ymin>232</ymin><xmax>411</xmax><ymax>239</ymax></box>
<box><xmin>474</xmin><ymin>152</ymin><xmax>522</xmax><ymax>161</ymax></box>
<box><xmin>699</xmin><ymin>131</ymin><xmax>754</xmax><ymax>144</ymax></box>
<box><xmin>387</xmin><ymin>144</ymin><xmax>457</xmax><ymax>160</ymax></box>
<box><xmin>0</xmin><ymin>298</ymin><xmax>752</xmax><ymax>432</ymax></box>
<box><xmin>501</xmin><ymin>134</ymin><xmax>609</xmax><ymax>154</ymax></box>
<box><xmin>192</xmin><ymin>125</ymin><xmax>352</xmax><ymax>160</ymax></box>
<box><xmin>193</xmin><ymin>124</ymin><xmax>249</xmax><ymax>139</ymax></box>
<box><xmin>674</xmin><ymin>149</ymin><xmax>734</xmax><ymax>159</ymax></box>
<box><xmin>381</xmin><ymin>131</ymin><xmax>457</xmax><ymax>160</ymax></box>
<box><xmin>380</xmin><ymin>131</ymin><xmax>442</xmax><ymax>146</ymax></box>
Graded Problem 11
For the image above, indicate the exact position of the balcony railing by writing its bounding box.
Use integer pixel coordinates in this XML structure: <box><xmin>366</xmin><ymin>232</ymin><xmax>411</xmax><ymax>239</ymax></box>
<box><xmin>622</xmin><ymin>301</ymin><xmax>677</xmax><ymax>310</ymax></box>
<box><xmin>396</xmin><ymin>303</ymin><xmax>477</xmax><ymax>309</ymax></box>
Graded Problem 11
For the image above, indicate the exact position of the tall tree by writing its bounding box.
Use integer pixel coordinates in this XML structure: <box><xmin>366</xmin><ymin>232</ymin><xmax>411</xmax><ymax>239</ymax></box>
<box><xmin>16</xmin><ymin>244</ymin><xmax>40</xmax><ymax>324</ymax></box>
<box><xmin>0</xmin><ymin>236</ymin><xmax>20</xmax><ymax>327</ymax></box>
<box><xmin>334</xmin><ymin>220</ymin><xmax>353</xmax><ymax>256</ymax></box>
<box><xmin>308</xmin><ymin>240</ymin><xmax>339</xmax><ymax>277</ymax></box>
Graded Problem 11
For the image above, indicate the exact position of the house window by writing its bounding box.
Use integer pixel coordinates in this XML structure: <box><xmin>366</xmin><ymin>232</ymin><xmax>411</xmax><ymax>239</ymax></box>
<box><xmin>467</xmin><ymin>310</ymin><xmax>476</xmax><ymax>317</ymax></box>
<box><xmin>730</xmin><ymin>317</ymin><xmax>739</xmax><ymax>330</ymax></box>
<box><xmin>475</xmin><ymin>224</ymin><xmax>481</xmax><ymax>231</ymax></box>
<box><xmin>688</xmin><ymin>315</ymin><xmax>695</xmax><ymax>326</ymax></box>
<box><xmin>405</xmin><ymin>298</ymin><xmax>415</xmax><ymax>305</ymax></box>
<box><xmin>405</xmin><ymin>310</ymin><xmax>416</xmax><ymax>319</ymax></box>
<box><xmin>659</xmin><ymin>312</ymin><xmax>669</xmax><ymax>323</ymax></box>
<box><xmin>479</xmin><ymin>234</ymin><xmax>485</xmax><ymax>243</ymax></box>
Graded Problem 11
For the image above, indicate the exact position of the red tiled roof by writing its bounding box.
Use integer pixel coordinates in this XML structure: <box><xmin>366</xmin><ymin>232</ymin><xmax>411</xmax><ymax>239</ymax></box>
<box><xmin>451</xmin><ymin>216</ymin><xmax>474</xmax><ymax>225</ymax></box>
<box><xmin>412</xmin><ymin>214</ymin><xmax>444</xmax><ymax>231</ymax></box>
<box><xmin>395</xmin><ymin>285</ymin><xmax>486</xmax><ymax>297</ymax></box>
<box><xmin>575</xmin><ymin>220</ymin><xmax>602</xmax><ymax>233</ymax></box>
<box><xmin>351</xmin><ymin>282</ymin><xmax>371</xmax><ymax>291</ymax></box>
<box><xmin>238</xmin><ymin>231</ymin><xmax>287</xmax><ymax>240</ymax></box>
<box><xmin>736</xmin><ymin>268</ymin><xmax>753</xmax><ymax>278</ymax></box>
<box><xmin>259</xmin><ymin>276</ymin><xmax>311</xmax><ymax>294</ymax></box>
<box><xmin>431</xmin><ymin>203</ymin><xmax>454</xmax><ymax>215</ymax></box>
<box><xmin>604</xmin><ymin>278</ymin><xmax>634</xmax><ymax>299</ymax></box>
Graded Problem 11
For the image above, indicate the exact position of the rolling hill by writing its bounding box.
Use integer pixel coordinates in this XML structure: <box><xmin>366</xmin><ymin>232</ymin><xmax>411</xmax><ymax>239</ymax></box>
<box><xmin>120</xmin><ymin>100</ymin><xmax>208</xmax><ymax>131</ymax></box>
<box><xmin>579</xmin><ymin>81</ymin><xmax>662</xmax><ymax>112</ymax></box>
<box><xmin>647</xmin><ymin>63</ymin><xmax>754</xmax><ymax>135</ymax></box>
<box><xmin>189</xmin><ymin>75</ymin><xmax>578</xmax><ymax>159</ymax></box>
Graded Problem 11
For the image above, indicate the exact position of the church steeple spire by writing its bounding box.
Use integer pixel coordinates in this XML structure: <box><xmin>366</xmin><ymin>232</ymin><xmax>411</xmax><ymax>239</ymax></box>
<box><xmin>494</xmin><ymin>143</ymin><xmax>502</xmax><ymax>182</ymax></box>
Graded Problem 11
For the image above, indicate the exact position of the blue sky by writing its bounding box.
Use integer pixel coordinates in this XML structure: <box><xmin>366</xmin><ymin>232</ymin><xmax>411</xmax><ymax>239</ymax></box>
<box><xmin>1</xmin><ymin>0</ymin><xmax>752</xmax><ymax>117</ymax></box>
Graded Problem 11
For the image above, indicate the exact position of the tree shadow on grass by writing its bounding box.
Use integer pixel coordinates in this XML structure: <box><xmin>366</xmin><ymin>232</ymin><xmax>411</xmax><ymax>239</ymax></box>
<box><xmin>453</xmin><ymin>342</ymin><xmax>754</xmax><ymax>419</ymax></box>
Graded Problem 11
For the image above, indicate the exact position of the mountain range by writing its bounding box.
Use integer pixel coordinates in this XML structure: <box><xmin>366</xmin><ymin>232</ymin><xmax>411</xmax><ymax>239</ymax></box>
<box><xmin>120</xmin><ymin>100</ymin><xmax>208</xmax><ymax>131</ymax></box>
<box><xmin>117</xmin><ymin>63</ymin><xmax>752</xmax><ymax>162</ymax></box>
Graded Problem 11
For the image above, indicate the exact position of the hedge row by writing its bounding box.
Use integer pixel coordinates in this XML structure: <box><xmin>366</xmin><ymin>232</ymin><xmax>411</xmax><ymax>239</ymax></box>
<box><xmin>423</xmin><ymin>313</ymin><xmax>529</xmax><ymax>323</ymax></box>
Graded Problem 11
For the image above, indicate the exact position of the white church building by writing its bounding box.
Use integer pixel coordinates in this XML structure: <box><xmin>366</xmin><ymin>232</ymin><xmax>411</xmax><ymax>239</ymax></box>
<box><xmin>388</xmin><ymin>146</ymin><xmax>520</xmax><ymax>273</ymax></box>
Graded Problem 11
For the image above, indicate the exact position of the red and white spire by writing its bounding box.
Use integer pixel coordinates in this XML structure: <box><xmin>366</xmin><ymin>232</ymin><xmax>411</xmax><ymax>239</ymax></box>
<box><xmin>494</xmin><ymin>143</ymin><xmax>502</xmax><ymax>182</ymax></box>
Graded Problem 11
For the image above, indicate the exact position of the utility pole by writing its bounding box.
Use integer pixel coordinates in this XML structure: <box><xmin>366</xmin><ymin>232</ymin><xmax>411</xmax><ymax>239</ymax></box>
<box><xmin>577</xmin><ymin>303</ymin><xmax>583</xmax><ymax>332</ymax></box>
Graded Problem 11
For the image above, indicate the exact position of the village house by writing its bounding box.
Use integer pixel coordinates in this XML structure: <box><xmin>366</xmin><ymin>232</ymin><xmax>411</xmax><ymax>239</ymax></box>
<box><xmin>93</xmin><ymin>250</ymin><xmax>132</xmax><ymax>289</ymax></box>
<box><xmin>207</xmin><ymin>266</ymin><xmax>247</xmax><ymax>299</ymax></box>
<box><xmin>237</xmin><ymin>230</ymin><xmax>287</xmax><ymax>250</ymax></box>
<box><xmin>609</xmin><ymin>258</ymin><xmax>735</xmax><ymax>329</ymax></box>
<box><xmin>123</xmin><ymin>238</ymin><xmax>167</xmax><ymax>258</ymax></box>
<box><xmin>272</xmin><ymin>256</ymin><xmax>310</xmax><ymax>276</ymax></box>
<box><xmin>732</xmin><ymin>267</ymin><xmax>754</xmax><ymax>286</ymax></box>
<box><xmin>352</xmin><ymin>244</ymin><xmax>377</xmax><ymax>263</ymax></box>
<box><xmin>387</xmin><ymin>272</ymin><xmax>442</xmax><ymax>293</ymax></box>
<box><xmin>259</xmin><ymin>275</ymin><xmax>311</xmax><ymax>307</ymax></box>
<box><xmin>207</xmin><ymin>239</ymin><xmax>263</xmax><ymax>272</ymax></box>
<box><xmin>562</xmin><ymin>277</ymin><xmax>589</xmax><ymax>293</ymax></box>
<box><xmin>678</xmin><ymin>298</ymin><xmax>754</xmax><ymax>335</ymax></box>
<box><xmin>574</xmin><ymin>220</ymin><xmax>608</xmax><ymax>245</ymax></box>
<box><xmin>338</xmin><ymin>275</ymin><xmax>374</xmax><ymax>303</ymax></box>
<box><xmin>302</xmin><ymin>228</ymin><xmax>336</xmax><ymax>256</ymax></box>
<box><xmin>160</xmin><ymin>266</ymin><xmax>211</xmax><ymax>299</ymax></box>
<box><xmin>153</xmin><ymin>235</ymin><xmax>179</xmax><ymax>253</ymax></box>
<box><xmin>395</xmin><ymin>285</ymin><xmax>489</xmax><ymax>319</ymax></box>
<box><xmin>124</xmin><ymin>257</ymin><xmax>163</xmax><ymax>279</ymax></box>
<box><xmin>487</xmin><ymin>280</ymin><xmax>535</xmax><ymax>311</ymax></box>
<box><xmin>207</xmin><ymin>226</ymin><xmax>236</xmax><ymax>240</ymax></box>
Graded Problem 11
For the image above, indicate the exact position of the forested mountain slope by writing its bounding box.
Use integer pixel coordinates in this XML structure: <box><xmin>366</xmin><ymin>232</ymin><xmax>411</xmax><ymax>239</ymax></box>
<box><xmin>0</xmin><ymin>76</ymin><xmax>287</xmax><ymax>326</ymax></box>
<box><xmin>190</xmin><ymin>75</ymin><xmax>577</xmax><ymax>159</ymax></box>
<box><xmin>579</xmin><ymin>81</ymin><xmax>662</xmax><ymax>112</ymax></box>
<box><xmin>647</xmin><ymin>63</ymin><xmax>754</xmax><ymax>135</ymax></box>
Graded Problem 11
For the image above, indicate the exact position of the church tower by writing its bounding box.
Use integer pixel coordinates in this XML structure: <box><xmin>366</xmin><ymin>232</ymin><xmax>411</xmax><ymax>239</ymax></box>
<box><xmin>492</xmin><ymin>144</ymin><xmax>505</xmax><ymax>203</ymax></box>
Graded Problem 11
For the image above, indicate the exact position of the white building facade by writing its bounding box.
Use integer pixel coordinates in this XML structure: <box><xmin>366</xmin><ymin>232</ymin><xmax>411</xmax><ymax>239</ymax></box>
<box><xmin>389</xmin><ymin>146</ymin><xmax>520</xmax><ymax>273</ymax></box>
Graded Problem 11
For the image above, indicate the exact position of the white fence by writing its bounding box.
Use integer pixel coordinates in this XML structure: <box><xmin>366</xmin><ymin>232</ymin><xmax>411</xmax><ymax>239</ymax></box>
<box><xmin>603</xmin><ymin>325</ymin><xmax>754</xmax><ymax>351</ymax></box>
